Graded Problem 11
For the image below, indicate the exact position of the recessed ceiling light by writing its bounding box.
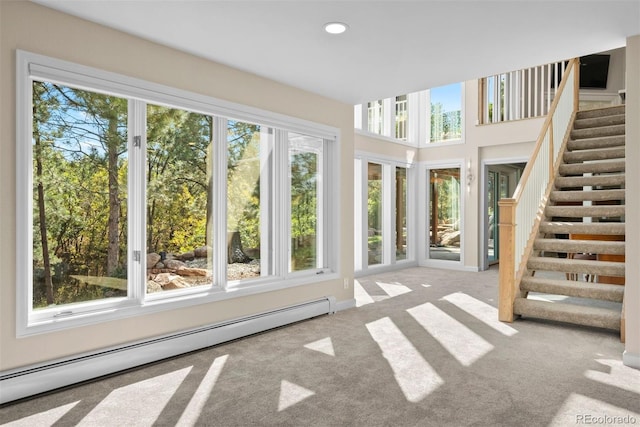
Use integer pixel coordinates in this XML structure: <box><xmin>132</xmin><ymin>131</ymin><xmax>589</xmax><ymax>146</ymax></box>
<box><xmin>324</xmin><ymin>22</ymin><xmax>348</xmax><ymax>35</ymax></box>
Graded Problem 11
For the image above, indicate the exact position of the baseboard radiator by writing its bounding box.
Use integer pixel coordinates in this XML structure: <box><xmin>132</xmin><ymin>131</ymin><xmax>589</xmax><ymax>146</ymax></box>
<box><xmin>0</xmin><ymin>297</ymin><xmax>335</xmax><ymax>405</ymax></box>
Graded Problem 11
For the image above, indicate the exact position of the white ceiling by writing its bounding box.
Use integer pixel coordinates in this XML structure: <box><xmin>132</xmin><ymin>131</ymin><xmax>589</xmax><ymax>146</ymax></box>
<box><xmin>33</xmin><ymin>0</ymin><xmax>640</xmax><ymax>105</ymax></box>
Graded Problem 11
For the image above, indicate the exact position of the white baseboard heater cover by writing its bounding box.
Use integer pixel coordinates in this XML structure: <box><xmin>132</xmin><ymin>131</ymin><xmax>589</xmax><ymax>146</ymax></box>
<box><xmin>0</xmin><ymin>297</ymin><xmax>335</xmax><ymax>404</ymax></box>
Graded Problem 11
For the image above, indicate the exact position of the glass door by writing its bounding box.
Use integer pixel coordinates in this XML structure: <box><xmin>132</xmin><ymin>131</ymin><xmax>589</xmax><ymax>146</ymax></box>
<box><xmin>428</xmin><ymin>167</ymin><xmax>461</xmax><ymax>262</ymax></box>
<box><xmin>487</xmin><ymin>171</ymin><xmax>499</xmax><ymax>263</ymax></box>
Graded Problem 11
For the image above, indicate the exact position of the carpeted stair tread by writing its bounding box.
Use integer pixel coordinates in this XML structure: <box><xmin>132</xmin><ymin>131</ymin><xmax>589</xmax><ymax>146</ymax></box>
<box><xmin>573</xmin><ymin>114</ymin><xmax>625</xmax><ymax>129</ymax></box>
<box><xmin>555</xmin><ymin>174</ymin><xmax>625</xmax><ymax>189</ymax></box>
<box><xmin>559</xmin><ymin>160</ymin><xmax>625</xmax><ymax>176</ymax></box>
<box><xmin>576</xmin><ymin>105</ymin><xmax>625</xmax><ymax>119</ymax></box>
<box><xmin>527</xmin><ymin>256</ymin><xmax>625</xmax><ymax>276</ymax></box>
<box><xmin>566</xmin><ymin>135</ymin><xmax>625</xmax><ymax>151</ymax></box>
<box><xmin>549</xmin><ymin>189</ymin><xmax>624</xmax><ymax>203</ymax></box>
<box><xmin>533</xmin><ymin>238</ymin><xmax>625</xmax><ymax>255</ymax></box>
<box><xmin>520</xmin><ymin>277</ymin><xmax>624</xmax><ymax>302</ymax></box>
<box><xmin>545</xmin><ymin>205</ymin><xmax>625</xmax><ymax>218</ymax></box>
<box><xmin>539</xmin><ymin>222</ymin><xmax>625</xmax><ymax>235</ymax></box>
<box><xmin>570</xmin><ymin>124</ymin><xmax>625</xmax><ymax>140</ymax></box>
<box><xmin>514</xmin><ymin>297</ymin><xmax>621</xmax><ymax>330</ymax></box>
<box><xmin>563</xmin><ymin>147</ymin><xmax>625</xmax><ymax>163</ymax></box>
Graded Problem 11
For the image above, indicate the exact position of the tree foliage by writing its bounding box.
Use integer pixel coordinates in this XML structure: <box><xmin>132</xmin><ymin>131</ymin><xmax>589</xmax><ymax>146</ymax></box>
<box><xmin>32</xmin><ymin>84</ymin><xmax>321</xmax><ymax>308</ymax></box>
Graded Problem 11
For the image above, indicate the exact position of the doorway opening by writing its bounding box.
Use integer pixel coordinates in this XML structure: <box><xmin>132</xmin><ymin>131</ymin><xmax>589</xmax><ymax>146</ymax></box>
<box><xmin>484</xmin><ymin>162</ymin><xmax>526</xmax><ymax>268</ymax></box>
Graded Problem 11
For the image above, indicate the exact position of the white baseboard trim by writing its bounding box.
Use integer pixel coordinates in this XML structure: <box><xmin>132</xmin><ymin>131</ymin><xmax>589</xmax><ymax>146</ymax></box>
<box><xmin>0</xmin><ymin>297</ymin><xmax>333</xmax><ymax>405</ymax></box>
<box><xmin>335</xmin><ymin>298</ymin><xmax>356</xmax><ymax>312</ymax></box>
<box><xmin>623</xmin><ymin>350</ymin><xmax>640</xmax><ymax>370</ymax></box>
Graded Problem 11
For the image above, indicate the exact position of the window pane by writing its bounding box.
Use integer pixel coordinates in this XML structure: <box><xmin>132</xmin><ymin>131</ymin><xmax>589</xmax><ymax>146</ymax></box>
<box><xmin>430</xmin><ymin>83</ymin><xmax>462</xmax><ymax>142</ymax></box>
<box><xmin>146</xmin><ymin>104</ymin><xmax>213</xmax><ymax>293</ymax></box>
<box><xmin>32</xmin><ymin>81</ymin><xmax>128</xmax><ymax>309</ymax></box>
<box><xmin>368</xmin><ymin>163</ymin><xmax>383</xmax><ymax>266</ymax></box>
<box><xmin>367</xmin><ymin>100</ymin><xmax>384</xmax><ymax>134</ymax></box>
<box><xmin>289</xmin><ymin>133</ymin><xmax>323</xmax><ymax>272</ymax></box>
<box><xmin>395</xmin><ymin>95</ymin><xmax>408</xmax><ymax>141</ymax></box>
<box><xmin>395</xmin><ymin>167</ymin><xmax>407</xmax><ymax>261</ymax></box>
<box><xmin>429</xmin><ymin>168</ymin><xmax>461</xmax><ymax>261</ymax></box>
<box><xmin>227</xmin><ymin>121</ymin><xmax>271</xmax><ymax>281</ymax></box>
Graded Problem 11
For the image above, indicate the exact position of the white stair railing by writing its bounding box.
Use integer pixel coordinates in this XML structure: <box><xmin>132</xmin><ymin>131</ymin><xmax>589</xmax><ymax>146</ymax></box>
<box><xmin>480</xmin><ymin>60</ymin><xmax>571</xmax><ymax>124</ymax></box>
<box><xmin>498</xmin><ymin>58</ymin><xmax>579</xmax><ymax>322</ymax></box>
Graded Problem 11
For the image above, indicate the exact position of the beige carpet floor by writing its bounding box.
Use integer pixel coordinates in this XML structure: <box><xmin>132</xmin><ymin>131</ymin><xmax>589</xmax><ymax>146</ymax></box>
<box><xmin>1</xmin><ymin>266</ymin><xmax>639</xmax><ymax>426</ymax></box>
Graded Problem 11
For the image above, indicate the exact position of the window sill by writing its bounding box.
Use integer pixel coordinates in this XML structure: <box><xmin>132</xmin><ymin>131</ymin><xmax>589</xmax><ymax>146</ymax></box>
<box><xmin>19</xmin><ymin>270</ymin><xmax>338</xmax><ymax>337</ymax></box>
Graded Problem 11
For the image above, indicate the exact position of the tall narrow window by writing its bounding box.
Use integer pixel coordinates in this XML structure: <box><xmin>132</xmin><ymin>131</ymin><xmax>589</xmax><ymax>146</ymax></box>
<box><xmin>368</xmin><ymin>163</ymin><xmax>384</xmax><ymax>266</ymax></box>
<box><xmin>227</xmin><ymin>121</ymin><xmax>272</xmax><ymax>281</ymax></box>
<box><xmin>32</xmin><ymin>81</ymin><xmax>128</xmax><ymax>308</ymax></box>
<box><xmin>395</xmin><ymin>95</ymin><xmax>408</xmax><ymax>141</ymax></box>
<box><xmin>145</xmin><ymin>104</ymin><xmax>213</xmax><ymax>293</ymax></box>
<box><xmin>289</xmin><ymin>133</ymin><xmax>323</xmax><ymax>272</ymax></box>
<box><xmin>430</xmin><ymin>83</ymin><xmax>462</xmax><ymax>143</ymax></box>
<box><xmin>429</xmin><ymin>168</ymin><xmax>461</xmax><ymax>261</ymax></box>
<box><xmin>395</xmin><ymin>167</ymin><xmax>408</xmax><ymax>261</ymax></box>
<box><xmin>367</xmin><ymin>100</ymin><xmax>384</xmax><ymax>135</ymax></box>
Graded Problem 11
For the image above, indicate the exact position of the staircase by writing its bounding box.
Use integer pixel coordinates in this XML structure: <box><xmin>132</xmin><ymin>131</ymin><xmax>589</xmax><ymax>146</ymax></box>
<box><xmin>514</xmin><ymin>105</ymin><xmax>625</xmax><ymax>332</ymax></box>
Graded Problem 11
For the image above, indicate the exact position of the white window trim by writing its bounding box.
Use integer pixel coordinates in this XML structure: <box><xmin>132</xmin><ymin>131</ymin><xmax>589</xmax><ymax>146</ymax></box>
<box><xmin>419</xmin><ymin>160</ymin><xmax>466</xmax><ymax>269</ymax></box>
<box><xmin>16</xmin><ymin>50</ymin><xmax>339</xmax><ymax>337</ymax></box>
<box><xmin>354</xmin><ymin>152</ymin><xmax>417</xmax><ymax>275</ymax></box>
<box><xmin>426</xmin><ymin>83</ymin><xmax>466</xmax><ymax>145</ymax></box>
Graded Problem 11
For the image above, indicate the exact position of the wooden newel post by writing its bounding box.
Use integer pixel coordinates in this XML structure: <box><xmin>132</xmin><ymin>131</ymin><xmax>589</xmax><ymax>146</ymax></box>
<box><xmin>498</xmin><ymin>198</ymin><xmax>516</xmax><ymax>322</ymax></box>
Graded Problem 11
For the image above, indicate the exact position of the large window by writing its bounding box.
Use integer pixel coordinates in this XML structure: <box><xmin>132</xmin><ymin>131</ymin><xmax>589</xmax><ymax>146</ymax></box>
<box><xmin>289</xmin><ymin>133</ymin><xmax>324</xmax><ymax>272</ymax></box>
<box><xmin>18</xmin><ymin>51</ymin><xmax>338</xmax><ymax>334</ymax></box>
<box><xmin>429</xmin><ymin>83</ymin><xmax>462</xmax><ymax>143</ymax></box>
<box><xmin>32</xmin><ymin>82</ymin><xmax>129</xmax><ymax>308</ymax></box>
<box><xmin>146</xmin><ymin>104</ymin><xmax>214</xmax><ymax>293</ymax></box>
<box><xmin>227</xmin><ymin>121</ymin><xmax>272</xmax><ymax>282</ymax></box>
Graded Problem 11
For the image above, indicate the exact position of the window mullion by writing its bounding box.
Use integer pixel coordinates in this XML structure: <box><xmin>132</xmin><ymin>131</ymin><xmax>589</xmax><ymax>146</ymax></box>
<box><xmin>130</xmin><ymin>99</ymin><xmax>146</xmax><ymax>302</ymax></box>
<box><xmin>214</xmin><ymin>117</ymin><xmax>228</xmax><ymax>289</ymax></box>
<box><xmin>383</xmin><ymin>98</ymin><xmax>393</xmax><ymax>137</ymax></box>
<box><xmin>383</xmin><ymin>164</ymin><xmax>394</xmax><ymax>265</ymax></box>
<box><xmin>316</xmin><ymin>144</ymin><xmax>325</xmax><ymax>268</ymax></box>
<box><xmin>260</xmin><ymin>128</ymin><xmax>274</xmax><ymax>277</ymax></box>
<box><xmin>275</xmin><ymin>130</ymin><xmax>289</xmax><ymax>276</ymax></box>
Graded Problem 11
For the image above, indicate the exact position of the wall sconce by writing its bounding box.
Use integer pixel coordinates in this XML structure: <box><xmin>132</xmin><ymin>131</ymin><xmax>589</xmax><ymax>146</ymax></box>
<box><xmin>466</xmin><ymin>159</ymin><xmax>475</xmax><ymax>193</ymax></box>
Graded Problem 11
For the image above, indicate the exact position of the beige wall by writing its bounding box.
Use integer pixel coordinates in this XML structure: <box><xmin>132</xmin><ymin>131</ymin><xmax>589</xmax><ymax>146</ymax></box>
<box><xmin>417</xmin><ymin>81</ymin><xmax>543</xmax><ymax>270</ymax></box>
<box><xmin>624</xmin><ymin>35</ymin><xmax>640</xmax><ymax>367</ymax></box>
<box><xmin>355</xmin><ymin>133</ymin><xmax>418</xmax><ymax>164</ymax></box>
<box><xmin>0</xmin><ymin>1</ymin><xmax>354</xmax><ymax>370</ymax></box>
<box><xmin>355</xmin><ymin>82</ymin><xmax>544</xmax><ymax>271</ymax></box>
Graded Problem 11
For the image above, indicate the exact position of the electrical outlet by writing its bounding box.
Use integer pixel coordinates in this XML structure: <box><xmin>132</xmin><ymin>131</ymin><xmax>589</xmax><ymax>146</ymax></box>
<box><xmin>343</xmin><ymin>278</ymin><xmax>349</xmax><ymax>289</ymax></box>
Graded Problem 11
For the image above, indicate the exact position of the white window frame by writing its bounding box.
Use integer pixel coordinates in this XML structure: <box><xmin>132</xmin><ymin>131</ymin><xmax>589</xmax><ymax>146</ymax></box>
<box><xmin>354</xmin><ymin>152</ymin><xmax>416</xmax><ymax>275</ymax></box>
<box><xmin>419</xmin><ymin>160</ymin><xmax>466</xmax><ymax>269</ymax></box>
<box><xmin>425</xmin><ymin>83</ymin><xmax>465</xmax><ymax>146</ymax></box>
<box><xmin>16</xmin><ymin>50</ymin><xmax>339</xmax><ymax>336</ymax></box>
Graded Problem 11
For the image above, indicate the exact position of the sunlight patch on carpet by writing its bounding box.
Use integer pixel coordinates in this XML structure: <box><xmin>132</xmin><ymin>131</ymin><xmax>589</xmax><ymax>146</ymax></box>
<box><xmin>585</xmin><ymin>359</ymin><xmax>640</xmax><ymax>394</ymax></box>
<box><xmin>278</xmin><ymin>380</ymin><xmax>315</xmax><ymax>411</ymax></box>
<box><xmin>176</xmin><ymin>355</ymin><xmax>229</xmax><ymax>426</ymax></box>
<box><xmin>548</xmin><ymin>393</ymin><xmax>640</xmax><ymax>427</ymax></box>
<box><xmin>1</xmin><ymin>401</ymin><xmax>80</xmax><ymax>427</ymax></box>
<box><xmin>441</xmin><ymin>292</ymin><xmax>518</xmax><ymax>336</ymax></box>
<box><xmin>304</xmin><ymin>337</ymin><xmax>335</xmax><ymax>356</ymax></box>
<box><xmin>376</xmin><ymin>281</ymin><xmax>412</xmax><ymax>297</ymax></box>
<box><xmin>77</xmin><ymin>367</ymin><xmax>192</xmax><ymax>427</ymax></box>
<box><xmin>354</xmin><ymin>280</ymin><xmax>375</xmax><ymax>307</ymax></box>
<box><xmin>366</xmin><ymin>317</ymin><xmax>443</xmax><ymax>402</ymax></box>
<box><xmin>407</xmin><ymin>302</ymin><xmax>494</xmax><ymax>367</ymax></box>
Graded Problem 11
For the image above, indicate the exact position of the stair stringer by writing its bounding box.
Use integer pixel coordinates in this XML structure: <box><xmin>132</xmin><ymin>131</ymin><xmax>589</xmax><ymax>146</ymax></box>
<box><xmin>512</xmin><ymin>112</ymin><xmax>579</xmax><ymax>310</ymax></box>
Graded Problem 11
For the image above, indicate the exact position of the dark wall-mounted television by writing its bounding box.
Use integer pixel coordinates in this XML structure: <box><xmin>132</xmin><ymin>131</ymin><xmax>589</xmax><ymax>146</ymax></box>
<box><xmin>580</xmin><ymin>54</ymin><xmax>610</xmax><ymax>89</ymax></box>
